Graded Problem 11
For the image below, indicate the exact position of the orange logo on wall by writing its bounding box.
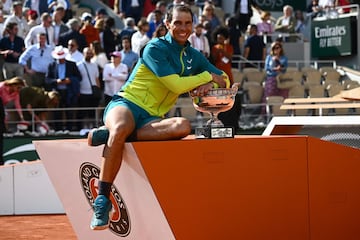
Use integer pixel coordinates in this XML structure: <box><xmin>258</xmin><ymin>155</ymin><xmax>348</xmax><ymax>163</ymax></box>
<box><xmin>79</xmin><ymin>162</ymin><xmax>131</xmax><ymax>236</ymax></box>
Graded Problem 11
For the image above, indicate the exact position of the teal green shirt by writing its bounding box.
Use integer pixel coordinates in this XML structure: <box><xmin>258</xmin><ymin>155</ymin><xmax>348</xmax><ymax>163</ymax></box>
<box><xmin>119</xmin><ymin>33</ymin><xmax>229</xmax><ymax>117</ymax></box>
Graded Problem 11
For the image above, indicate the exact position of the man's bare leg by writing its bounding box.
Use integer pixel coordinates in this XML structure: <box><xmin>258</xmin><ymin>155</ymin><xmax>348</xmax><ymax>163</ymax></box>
<box><xmin>137</xmin><ymin>117</ymin><xmax>191</xmax><ymax>141</ymax></box>
<box><xmin>100</xmin><ymin>116</ymin><xmax>191</xmax><ymax>182</ymax></box>
<box><xmin>90</xmin><ymin>106</ymin><xmax>135</xmax><ymax>230</ymax></box>
<box><xmin>100</xmin><ymin>106</ymin><xmax>136</xmax><ymax>182</ymax></box>
<box><xmin>90</xmin><ymin>109</ymin><xmax>191</xmax><ymax>230</ymax></box>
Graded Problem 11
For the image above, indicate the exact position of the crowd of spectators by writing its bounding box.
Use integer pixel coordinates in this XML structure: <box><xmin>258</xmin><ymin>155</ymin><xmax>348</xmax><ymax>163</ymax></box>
<box><xmin>0</xmin><ymin>0</ymin><xmax>356</xmax><ymax>137</ymax></box>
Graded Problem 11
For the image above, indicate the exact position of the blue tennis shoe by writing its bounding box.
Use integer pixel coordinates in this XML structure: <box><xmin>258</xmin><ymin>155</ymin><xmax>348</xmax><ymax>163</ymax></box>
<box><xmin>90</xmin><ymin>195</ymin><xmax>113</xmax><ymax>230</ymax></box>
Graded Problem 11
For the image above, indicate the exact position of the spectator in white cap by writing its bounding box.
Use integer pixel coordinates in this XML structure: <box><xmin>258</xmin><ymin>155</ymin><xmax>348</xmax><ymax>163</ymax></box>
<box><xmin>102</xmin><ymin>51</ymin><xmax>128</xmax><ymax>106</ymax></box>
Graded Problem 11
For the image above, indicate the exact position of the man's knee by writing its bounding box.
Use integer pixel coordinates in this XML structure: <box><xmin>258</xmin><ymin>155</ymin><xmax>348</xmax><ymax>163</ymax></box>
<box><xmin>174</xmin><ymin>117</ymin><xmax>191</xmax><ymax>137</ymax></box>
<box><xmin>108</xmin><ymin>123</ymin><xmax>135</xmax><ymax>145</ymax></box>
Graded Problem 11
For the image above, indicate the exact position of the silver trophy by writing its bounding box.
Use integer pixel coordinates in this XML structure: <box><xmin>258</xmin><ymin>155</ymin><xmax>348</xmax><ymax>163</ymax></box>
<box><xmin>191</xmin><ymin>84</ymin><xmax>238</xmax><ymax>138</ymax></box>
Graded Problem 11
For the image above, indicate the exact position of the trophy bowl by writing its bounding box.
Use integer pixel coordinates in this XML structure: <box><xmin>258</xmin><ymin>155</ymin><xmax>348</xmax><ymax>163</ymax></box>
<box><xmin>191</xmin><ymin>85</ymin><xmax>238</xmax><ymax>129</ymax></box>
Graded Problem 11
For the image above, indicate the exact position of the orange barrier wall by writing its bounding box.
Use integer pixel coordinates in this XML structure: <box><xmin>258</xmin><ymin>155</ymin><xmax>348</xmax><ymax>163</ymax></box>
<box><xmin>34</xmin><ymin>136</ymin><xmax>360</xmax><ymax>240</ymax></box>
<box><xmin>133</xmin><ymin>136</ymin><xmax>360</xmax><ymax>240</ymax></box>
<box><xmin>134</xmin><ymin>136</ymin><xmax>311</xmax><ymax>240</ymax></box>
<box><xmin>307</xmin><ymin>137</ymin><xmax>360</xmax><ymax>240</ymax></box>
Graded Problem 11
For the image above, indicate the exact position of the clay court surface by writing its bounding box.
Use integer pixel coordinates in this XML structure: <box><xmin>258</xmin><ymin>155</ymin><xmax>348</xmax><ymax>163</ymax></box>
<box><xmin>0</xmin><ymin>214</ymin><xmax>77</xmax><ymax>239</ymax></box>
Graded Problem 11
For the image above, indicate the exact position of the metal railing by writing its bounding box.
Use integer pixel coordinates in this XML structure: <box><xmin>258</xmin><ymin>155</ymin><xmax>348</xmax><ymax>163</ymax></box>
<box><xmin>2</xmin><ymin>59</ymin><xmax>353</xmax><ymax>135</ymax></box>
<box><xmin>231</xmin><ymin>55</ymin><xmax>338</xmax><ymax>71</ymax></box>
<box><xmin>4</xmin><ymin>107</ymin><xmax>105</xmax><ymax>134</ymax></box>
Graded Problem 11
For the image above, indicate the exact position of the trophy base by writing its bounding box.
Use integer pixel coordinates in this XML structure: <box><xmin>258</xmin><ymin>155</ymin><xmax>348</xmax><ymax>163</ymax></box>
<box><xmin>195</xmin><ymin>126</ymin><xmax>234</xmax><ymax>139</ymax></box>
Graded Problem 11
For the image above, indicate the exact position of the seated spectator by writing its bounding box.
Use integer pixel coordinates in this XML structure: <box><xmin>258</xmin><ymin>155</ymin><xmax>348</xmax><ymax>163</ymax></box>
<box><xmin>20</xmin><ymin>86</ymin><xmax>59</xmax><ymax>134</ymax></box>
<box><xmin>274</xmin><ymin>5</ymin><xmax>297</xmax><ymax>42</ymax></box>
